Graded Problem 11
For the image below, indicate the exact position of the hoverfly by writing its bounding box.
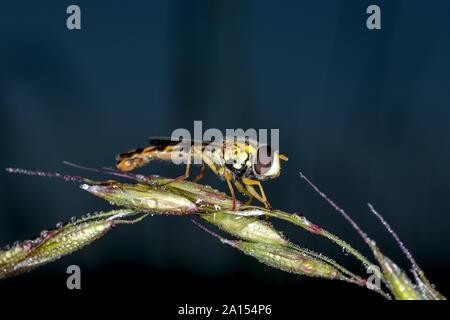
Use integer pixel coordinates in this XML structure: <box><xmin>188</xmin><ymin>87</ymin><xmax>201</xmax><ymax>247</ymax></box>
<box><xmin>116</xmin><ymin>136</ymin><xmax>288</xmax><ymax>210</ymax></box>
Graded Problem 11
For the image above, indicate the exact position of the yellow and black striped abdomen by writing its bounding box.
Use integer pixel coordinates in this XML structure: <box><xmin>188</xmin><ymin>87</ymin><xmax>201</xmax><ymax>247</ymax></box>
<box><xmin>116</xmin><ymin>144</ymin><xmax>188</xmax><ymax>171</ymax></box>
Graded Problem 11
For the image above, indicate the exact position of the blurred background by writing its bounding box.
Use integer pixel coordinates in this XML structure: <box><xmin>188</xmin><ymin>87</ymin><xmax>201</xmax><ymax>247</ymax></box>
<box><xmin>1</xmin><ymin>0</ymin><xmax>449</xmax><ymax>305</ymax></box>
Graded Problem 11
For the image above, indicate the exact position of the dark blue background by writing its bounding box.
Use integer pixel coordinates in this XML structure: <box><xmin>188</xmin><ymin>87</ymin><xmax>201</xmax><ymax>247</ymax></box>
<box><xmin>1</xmin><ymin>0</ymin><xmax>449</xmax><ymax>303</ymax></box>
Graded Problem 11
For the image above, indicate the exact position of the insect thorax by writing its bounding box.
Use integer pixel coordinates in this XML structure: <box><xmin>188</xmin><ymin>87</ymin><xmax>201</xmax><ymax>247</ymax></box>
<box><xmin>223</xmin><ymin>147</ymin><xmax>254</xmax><ymax>180</ymax></box>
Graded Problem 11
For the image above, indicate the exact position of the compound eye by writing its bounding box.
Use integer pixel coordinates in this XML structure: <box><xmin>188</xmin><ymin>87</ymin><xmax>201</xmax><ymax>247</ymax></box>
<box><xmin>254</xmin><ymin>145</ymin><xmax>274</xmax><ymax>175</ymax></box>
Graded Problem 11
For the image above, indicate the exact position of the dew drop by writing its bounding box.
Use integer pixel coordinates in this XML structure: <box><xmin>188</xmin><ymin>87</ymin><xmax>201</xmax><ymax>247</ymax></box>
<box><xmin>40</xmin><ymin>230</ymin><xmax>48</xmax><ymax>239</ymax></box>
<box><xmin>56</xmin><ymin>222</ymin><xmax>64</xmax><ymax>229</ymax></box>
<box><xmin>71</xmin><ymin>216</ymin><xmax>77</xmax><ymax>224</ymax></box>
<box><xmin>342</xmin><ymin>247</ymin><xmax>350</xmax><ymax>256</ymax></box>
<box><xmin>279</xmin><ymin>231</ymin><xmax>289</xmax><ymax>241</ymax></box>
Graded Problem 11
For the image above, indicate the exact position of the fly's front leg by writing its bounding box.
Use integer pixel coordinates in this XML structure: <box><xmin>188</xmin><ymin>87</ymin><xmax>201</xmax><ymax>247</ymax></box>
<box><xmin>241</xmin><ymin>177</ymin><xmax>272</xmax><ymax>220</ymax></box>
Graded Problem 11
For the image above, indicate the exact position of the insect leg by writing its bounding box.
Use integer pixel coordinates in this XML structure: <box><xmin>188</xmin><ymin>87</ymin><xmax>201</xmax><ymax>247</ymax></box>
<box><xmin>191</xmin><ymin>164</ymin><xmax>205</xmax><ymax>183</ymax></box>
<box><xmin>241</xmin><ymin>177</ymin><xmax>272</xmax><ymax>210</ymax></box>
<box><xmin>156</xmin><ymin>149</ymin><xmax>191</xmax><ymax>187</ymax></box>
<box><xmin>226</xmin><ymin>177</ymin><xmax>237</xmax><ymax>211</ymax></box>
<box><xmin>193</xmin><ymin>147</ymin><xmax>219</xmax><ymax>175</ymax></box>
<box><xmin>234</xmin><ymin>180</ymin><xmax>253</xmax><ymax>205</ymax></box>
<box><xmin>193</xmin><ymin>146</ymin><xmax>238</xmax><ymax>210</ymax></box>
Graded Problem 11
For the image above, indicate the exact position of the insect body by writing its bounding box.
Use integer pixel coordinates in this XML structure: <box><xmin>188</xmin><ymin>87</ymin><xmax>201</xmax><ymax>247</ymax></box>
<box><xmin>116</xmin><ymin>136</ymin><xmax>288</xmax><ymax>210</ymax></box>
